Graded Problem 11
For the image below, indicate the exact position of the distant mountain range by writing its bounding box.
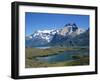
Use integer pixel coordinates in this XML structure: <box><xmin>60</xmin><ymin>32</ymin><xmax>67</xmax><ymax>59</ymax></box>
<box><xmin>25</xmin><ymin>23</ymin><xmax>89</xmax><ymax>47</ymax></box>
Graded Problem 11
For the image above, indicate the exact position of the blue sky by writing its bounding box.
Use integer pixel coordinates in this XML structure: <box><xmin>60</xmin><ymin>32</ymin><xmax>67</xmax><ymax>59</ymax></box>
<box><xmin>25</xmin><ymin>12</ymin><xmax>89</xmax><ymax>36</ymax></box>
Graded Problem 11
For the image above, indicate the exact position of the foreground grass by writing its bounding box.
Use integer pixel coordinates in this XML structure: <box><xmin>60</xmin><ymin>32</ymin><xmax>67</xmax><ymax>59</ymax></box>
<box><xmin>25</xmin><ymin>47</ymin><xmax>89</xmax><ymax>68</ymax></box>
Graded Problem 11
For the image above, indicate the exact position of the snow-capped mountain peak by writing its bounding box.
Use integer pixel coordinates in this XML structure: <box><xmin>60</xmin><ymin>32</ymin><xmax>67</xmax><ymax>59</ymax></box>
<box><xmin>58</xmin><ymin>23</ymin><xmax>85</xmax><ymax>37</ymax></box>
<box><xmin>37</xmin><ymin>30</ymin><xmax>54</xmax><ymax>33</ymax></box>
<box><xmin>28</xmin><ymin>29</ymin><xmax>59</xmax><ymax>42</ymax></box>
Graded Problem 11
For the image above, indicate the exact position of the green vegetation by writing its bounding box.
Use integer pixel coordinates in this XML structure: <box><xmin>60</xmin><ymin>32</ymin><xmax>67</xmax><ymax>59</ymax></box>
<box><xmin>25</xmin><ymin>47</ymin><xmax>89</xmax><ymax>68</ymax></box>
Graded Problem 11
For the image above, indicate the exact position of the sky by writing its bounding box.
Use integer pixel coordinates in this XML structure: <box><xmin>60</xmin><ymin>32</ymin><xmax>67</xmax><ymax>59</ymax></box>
<box><xmin>25</xmin><ymin>12</ymin><xmax>89</xmax><ymax>36</ymax></box>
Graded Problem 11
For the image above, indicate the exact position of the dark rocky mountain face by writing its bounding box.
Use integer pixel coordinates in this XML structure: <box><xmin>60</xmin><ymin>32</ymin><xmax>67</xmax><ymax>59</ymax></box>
<box><xmin>72</xmin><ymin>29</ymin><xmax>89</xmax><ymax>46</ymax></box>
<box><xmin>50</xmin><ymin>28</ymin><xmax>89</xmax><ymax>47</ymax></box>
<box><xmin>25</xmin><ymin>38</ymin><xmax>48</xmax><ymax>47</ymax></box>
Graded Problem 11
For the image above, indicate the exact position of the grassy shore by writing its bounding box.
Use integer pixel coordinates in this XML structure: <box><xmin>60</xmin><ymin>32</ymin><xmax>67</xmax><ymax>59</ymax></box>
<box><xmin>25</xmin><ymin>47</ymin><xmax>89</xmax><ymax>68</ymax></box>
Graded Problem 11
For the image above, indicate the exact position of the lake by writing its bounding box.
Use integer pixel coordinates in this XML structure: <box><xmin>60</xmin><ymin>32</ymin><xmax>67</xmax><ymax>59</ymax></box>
<box><xmin>35</xmin><ymin>46</ymin><xmax>51</xmax><ymax>49</ymax></box>
<box><xmin>35</xmin><ymin>49</ymin><xmax>89</xmax><ymax>63</ymax></box>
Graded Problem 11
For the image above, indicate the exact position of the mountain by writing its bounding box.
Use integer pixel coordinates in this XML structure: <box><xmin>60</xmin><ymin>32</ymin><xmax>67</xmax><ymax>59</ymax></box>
<box><xmin>25</xmin><ymin>29</ymin><xmax>59</xmax><ymax>47</ymax></box>
<box><xmin>72</xmin><ymin>29</ymin><xmax>89</xmax><ymax>46</ymax></box>
<box><xmin>58</xmin><ymin>23</ymin><xmax>85</xmax><ymax>37</ymax></box>
<box><xmin>25</xmin><ymin>23</ymin><xmax>89</xmax><ymax>47</ymax></box>
<box><xmin>50</xmin><ymin>23</ymin><xmax>87</xmax><ymax>46</ymax></box>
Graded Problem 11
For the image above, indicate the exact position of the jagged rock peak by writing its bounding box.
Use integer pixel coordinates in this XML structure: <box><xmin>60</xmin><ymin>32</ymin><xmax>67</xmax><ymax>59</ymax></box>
<box><xmin>65</xmin><ymin>23</ymin><xmax>77</xmax><ymax>28</ymax></box>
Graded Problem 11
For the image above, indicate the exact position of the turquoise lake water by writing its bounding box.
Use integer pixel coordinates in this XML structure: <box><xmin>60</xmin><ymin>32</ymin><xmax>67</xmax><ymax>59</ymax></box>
<box><xmin>35</xmin><ymin>49</ymin><xmax>89</xmax><ymax>63</ymax></box>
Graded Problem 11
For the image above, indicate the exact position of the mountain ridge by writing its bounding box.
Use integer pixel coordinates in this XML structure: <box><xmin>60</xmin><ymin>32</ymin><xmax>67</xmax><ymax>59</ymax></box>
<box><xmin>25</xmin><ymin>23</ymin><xmax>89</xmax><ymax>47</ymax></box>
